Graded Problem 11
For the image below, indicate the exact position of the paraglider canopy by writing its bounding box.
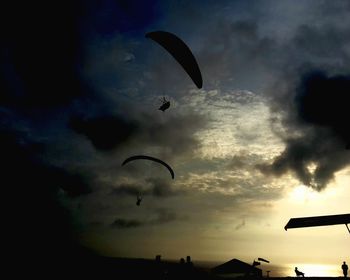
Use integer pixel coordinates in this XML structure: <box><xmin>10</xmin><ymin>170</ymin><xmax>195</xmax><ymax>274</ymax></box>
<box><xmin>257</xmin><ymin>258</ymin><xmax>270</xmax><ymax>263</ymax></box>
<box><xmin>122</xmin><ymin>155</ymin><xmax>175</xmax><ymax>179</ymax></box>
<box><xmin>146</xmin><ymin>30</ymin><xmax>203</xmax><ymax>89</ymax></box>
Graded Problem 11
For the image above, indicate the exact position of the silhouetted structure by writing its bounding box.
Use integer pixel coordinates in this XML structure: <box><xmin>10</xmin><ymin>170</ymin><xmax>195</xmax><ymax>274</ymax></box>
<box><xmin>212</xmin><ymin>258</ymin><xmax>262</xmax><ymax>278</ymax></box>
<box><xmin>342</xmin><ymin>261</ymin><xmax>348</xmax><ymax>278</ymax></box>
<box><xmin>285</xmin><ymin>213</ymin><xmax>350</xmax><ymax>233</ymax></box>
<box><xmin>186</xmin><ymin>256</ymin><xmax>194</xmax><ymax>267</ymax></box>
<box><xmin>295</xmin><ymin>267</ymin><xmax>305</xmax><ymax>277</ymax></box>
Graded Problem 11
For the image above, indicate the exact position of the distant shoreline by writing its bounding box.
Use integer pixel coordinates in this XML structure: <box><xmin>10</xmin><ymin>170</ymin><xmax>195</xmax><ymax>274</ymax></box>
<box><xmin>96</xmin><ymin>256</ymin><xmax>346</xmax><ymax>278</ymax></box>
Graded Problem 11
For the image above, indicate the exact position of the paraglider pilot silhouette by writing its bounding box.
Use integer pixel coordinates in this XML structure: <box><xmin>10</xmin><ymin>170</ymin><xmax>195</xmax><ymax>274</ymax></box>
<box><xmin>342</xmin><ymin>261</ymin><xmax>348</xmax><ymax>278</ymax></box>
<box><xmin>159</xmin><ymin>97</ymin><xmax>170</xmax><ymax>112</ymax></box>
<box><xmin>136</xmin><ymin>194</ymin><xmax>142</xmax><ymax>206</ymax></box>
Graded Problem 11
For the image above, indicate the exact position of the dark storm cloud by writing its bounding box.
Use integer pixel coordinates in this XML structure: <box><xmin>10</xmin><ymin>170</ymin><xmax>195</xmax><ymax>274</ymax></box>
<box><xmin>260</xmin><ymin>71</ymin><xmax>350</xmax><ymax>190</ymax></box>
<box><xmin>0</xmin><ymin>127</ymin><xmax>92</xmax><ymax>195</ymax></box>
<box><xmin>1</xmin><ymin>2</ymin><xmax>87</xmax><ymax>114</ymax></box>
<box><xmin>81</xmin><ymin>0</ymin><xmax>161</xmax><ymax>35</ymax></box>
<box><xmin>260</xmin><ymin>5</ymin><xmax>350</xmax><ymax>191</ymax></box>
<box><xmin>293</xmin><ymin>24</ymin><xmax>350</xmax><ymax>65</ymax></box>
<box><xmin>56</xmin><ymin>170</ymin><xmax>93</xmax><ymax>197</ymax></box>
<box><xmin>110</xmin><ymin>208</ymin><xmax>177</xmax><ymax>229</ymax></box>
<box><xmin>197</xmin><ymin>18</ymin><xmax>279</xmax><ymax>92</ymax></box>
<box><xmin>68</xmin><ymin>109</ymin><xmax>207</xmax><ymax>158</ymax></box>
<box><xmin>111</xmin><ymin>218</ymin><xmax>142</xmax><ymax>228</ymax></box>
<box><xmin>150</xmin><ymin>208</ymin><xmax>177</xmax><ymax>224</ymax></box>
<box><xmin>0</xmin><ymin>2</ymin><xmax>120</xmax><ymax>273</ymax></box>
<box><xmin>69</xmin><ymin>114</ymin><xmax>138</xmax><ymax>150</ymax></box>
<box><xmin>0</xmin><ymin>126</ymin><xmax>94</xmax><ymax>275</ymax></box>
<box><xmin>110</xmin><ymin>183</ymin><xmax>142</xmax><ymax>196</ymax></box>
<box><xmin>295</xmin><ymin>71</ymin><xmax>350</xmax><ymax>146</ymax></box>
<box><xmin>111</xmin><ymin>178</ymin><xmax>180</xmax><ymax>198</ymax></box>
<box><xmin>147</xmin><ymin>178</ymin><xmax>178</xmax><ymax>197</ymax></box>
<box><xmin>258</xmin><ymin>135</ymin><xmax>349</xmax><ymax>190</ymax></box>
<box><xmin>142</xmin><ymin>112</ymin><xmax>207</xmax><ymax>155</ymax></box>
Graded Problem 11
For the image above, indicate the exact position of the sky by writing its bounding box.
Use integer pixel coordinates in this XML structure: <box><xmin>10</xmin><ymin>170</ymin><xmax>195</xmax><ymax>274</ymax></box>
<box><xmin>1</xmin><ymin>0</ymin><xmax>349</xmax><ymax>277</ymax></box>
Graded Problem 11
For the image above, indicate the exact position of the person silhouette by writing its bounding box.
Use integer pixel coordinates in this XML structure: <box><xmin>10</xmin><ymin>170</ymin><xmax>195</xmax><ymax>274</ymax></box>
<box><xmin>136</xmin><ymin>195</ymin><xmax>142</xmax><ymax>206</ymax></box>
<box><xmin>342</xmin><ymin>261</ymin><xmax>348</xmax><ymax>278</ymax></box>
<box><xmin>295</xmin><ymin>267</ymin><xmax>305</xmax><ymax>277</ymax></box>
<box><xmin>186</xmin><ymin>256</ymin><xmax>193</xmax><ymax>268</ymax></box>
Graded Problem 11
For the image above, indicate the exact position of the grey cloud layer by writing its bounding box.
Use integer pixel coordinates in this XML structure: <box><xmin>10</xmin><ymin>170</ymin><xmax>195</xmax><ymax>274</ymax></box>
<box><xmin>110</xmin><ymin>208</ymin><xmax>178</xmax><ymax>229</ymax></box>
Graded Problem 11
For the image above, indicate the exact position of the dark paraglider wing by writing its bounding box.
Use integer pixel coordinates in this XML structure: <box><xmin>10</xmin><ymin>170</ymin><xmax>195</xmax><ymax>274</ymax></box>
<box><xmin>122</xmin><ymin>155</ymin><xmax>175</xmax><ymax>179</ymax></box>
<box><xmin>257</xmin><ymin>258</ymin><xmax>270</xmax><ymax>263</ymax></box>
<box><xmin>146</xmin><ymin>31</ymin><xmax>203</xmax><ymax>89</ymax></box>
<box><xmin>284</xmin><ymin>213</ymin><xmax>350</xmax><ymax>231</ymax></box>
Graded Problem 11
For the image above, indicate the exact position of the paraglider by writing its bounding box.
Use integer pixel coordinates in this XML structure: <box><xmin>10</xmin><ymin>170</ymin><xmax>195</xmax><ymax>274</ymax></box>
<box><xmin>159</xmin><ymin>97</ymin><xmax>170</xmax><ymax>112</ymax></box>
<box><xmin>258</xmin><ymin>258</ymin><xmax>270</xmax><ymax>263</ymax></box>
<box><xmin>136</xmin><ymin>195</ymin><xmax>142</xmax><ymax>206</ymax></box>
<box><xmin>121</xmin><ymin>155</ymin><xmax>175</xmax><ymax>179</ymax></box>
<box><xmin>145</xmin><ymin>30</ymin><xmax>203</xmax><ymax>89</ymax></box>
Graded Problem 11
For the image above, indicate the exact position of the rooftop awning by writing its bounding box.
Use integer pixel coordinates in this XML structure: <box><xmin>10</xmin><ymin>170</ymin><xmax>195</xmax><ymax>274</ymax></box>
<box><xmin>284</xmin><ymin>213</ymin><xmax>350</xmax><ymax>233</ymax></box>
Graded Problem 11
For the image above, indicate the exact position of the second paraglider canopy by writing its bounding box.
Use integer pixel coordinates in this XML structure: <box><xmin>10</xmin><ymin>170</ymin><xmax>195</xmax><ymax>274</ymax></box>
<box><xmin>121</xmin><ymin>155</ymin><xmax>175</xmax><ymax>179</ymax></box>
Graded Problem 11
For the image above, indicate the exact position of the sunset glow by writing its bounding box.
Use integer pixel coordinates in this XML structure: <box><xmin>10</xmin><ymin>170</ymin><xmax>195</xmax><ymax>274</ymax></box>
<box><xmin>3</xmin><ymin>0</ymin><xmax>350</xmax><ymax>278</ymax></box>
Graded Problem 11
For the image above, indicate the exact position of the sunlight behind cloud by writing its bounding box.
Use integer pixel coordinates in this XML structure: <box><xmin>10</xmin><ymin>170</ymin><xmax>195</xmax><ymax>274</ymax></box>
<box><xmin>179</xmin><ymin>89</ymin><xmax>285</xmax><ymax>159</ymax></box>
<box><xmin>289</xmin><ymin>185</ymin><xmax>321</xmax><ymax>203</ymax></box>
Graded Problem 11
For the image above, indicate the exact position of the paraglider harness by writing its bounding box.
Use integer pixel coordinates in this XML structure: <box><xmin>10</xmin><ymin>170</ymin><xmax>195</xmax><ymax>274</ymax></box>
<box><xmin>159</xmin><ymin>97</ymin><xmax>170</xmax><ymax>112</ymax></box>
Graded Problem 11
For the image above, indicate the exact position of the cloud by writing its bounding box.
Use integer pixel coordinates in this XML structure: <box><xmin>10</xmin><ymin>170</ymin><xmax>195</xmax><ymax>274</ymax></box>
<box><xmin>110</xmin><ymin>178</ymin><xmax>180</xmax><ymax>198</ymax></box>
<box><xmin>67</xmin><ymin>101</ymin><xmax>208</xmax><ymax>160</ymax></box>
<box><xmin>146</xmin><ymin>177</ymin><xmax>179</xmax><ymax>197</ymax></box>
<box><xmin>0</xmin><ymin>126</ymin><xmax>94</xmax><ymax>271</ymax></box>
<box><xmin>110</xmin><ymin>183</ymin><xmax>142</xmax><ymax>196</ymax></box>
<box><xmin>257</xmin><ymin>3</ymin><xmax>350</xmax><ymax>191</ymax></box>
<box><xmin>295</xmin><ymin>71</ymin><xmax>350</xmax><ymax>147</ymax></box>
<box><xmin>260</xmin><ymin>91</ymin><xmax>350</xmax><ymax>190</ymax></box>
<box><xmin>1</xmin><ymin>1</ymin><xmax>89</xmax><ymax>114</ymax></box>
<box><xmin>111</xmin><ymin>218</ymin><xmax>142</xmax><ymax>229</ymax></box>
<box><xmin>197</xmin><ymin>19</ymin><xmax>278</xmax><ymax>92</ymax></box>
<box><xmin>110</xmin><ymin>208</ymin><xmax>177</xmax><ymax>229</ymax></box>
<box><xmin>80</xmin><ymin>0</ymin><xmax>160</xmax><ymax>35</ymax></box>
<box><xmin>235</xmin><ymin>219</ymin><xmax>245</xmax><ymax>231</ymax></box>
<box><xmin>150</xmin><ymin>208</ymin><xmax>177</xmax><ymax>225</ymax></box>
<box><xmin>141</xmin><ymin>112</ymin><xmax>207</xmax><ymax>155</ymax></box>
<box><xmin>69</xmin><ymin>114</ymin><xmax>138</xmax><ymax>151</ymax></box>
